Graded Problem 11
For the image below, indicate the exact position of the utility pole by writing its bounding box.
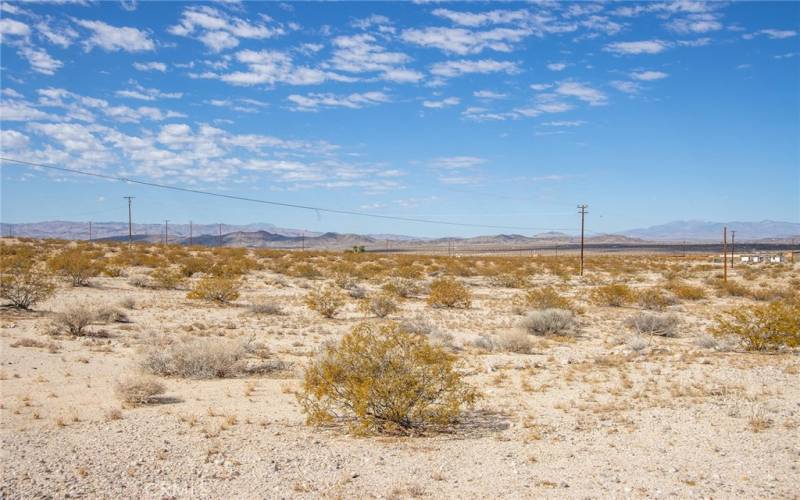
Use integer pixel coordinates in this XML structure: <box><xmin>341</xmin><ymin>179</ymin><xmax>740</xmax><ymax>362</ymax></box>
<box><xmin>164</xmin><ymin>220</ymin><xmax>169</xmax><ymax>246</ymax></box>
<box><xmin>301</xmin><ymin>230</ymin><xmax>305</xmax><ymax>251</ymax></box>
<box><xmin>189</xmin><ymin>221</ymin><xmax>193</xmax><ymax>246</ymax></box>
<box><xmin>123</xmin><ymin>196</ymin><xmax>134</xmax><ymax>246</ymax></box>
<box><xmin>723</xmin><ymin>226</ymin><xmax>728</xmax><ymax>284</ymax></box>
<box><xmin>88</xmin><ymin>221</ymin><xmax>92</xmax><ymax>242</ymax></box>
<box><xmin>730</xmin><ymin>230</ymin><xmax>736</xmax><ymax>268</ymax></box>
<box><xmin>218</xmin><ymin>223</ymin><xmax>223</xmax><ymax>247</ymax></box>
<box><xmin>578</xmin><ymin>204</ymin><xmax>588</xmax><ymax>276</ymax></box>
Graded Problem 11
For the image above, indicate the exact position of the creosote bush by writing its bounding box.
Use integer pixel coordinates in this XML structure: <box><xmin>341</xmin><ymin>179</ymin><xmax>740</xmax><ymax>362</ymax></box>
<box><xmin>298</xmin><ymin>322</ymin><xmax>480</xmax><ymax>434</ymax></box>
<box><xmin>141</xmin><ymin>337</ymin><xmax>248</xmax><ymax>379</ymax></box>
<box><xmin>358</xmin><ymin>292</ymin><xmax>400</xmax><ymax>318</ymax></box>
<box><xmin>48</xmin><ymin>248</ymin><xmax>104</xmax><ymax>287</ymax></box>
<box><xmin>305</xmin><ymin>285</ymin><xmax>346</xmax><ymax>318</ymax></box>
<box><xmin>115</xmin><ymin>376</ymin><xmax>166</xmax><ymax>406</ymax></box>
<box><xmin>149</xmin><ymin>267</ymin><xmax>186</xmax><ymax>290</ymax></box>
<box><xmin>711</xmin><ymin>297</ymin><xmax>800</xmax><ymax>351</ymax></box>
<box><xmin>186</xmin><ymin>276</ymin><xmax>240</xmax><ymax>304</ymax></box>
<box><xmin>427</xmin><ymin>277</ymin><xmax>472</xmax><ymax>309</ymax></box>
<box><xmin>520</xmin><ymin>309</ymin><xmax>577</xmax><ymax>336</ymax></box>
<box><xmin>636</xmin><ymin>288</ymin><xmax>676</xmax><ymax>311</ymax></box>
<box><xmin>590</xmin><ymin>283</ymin><xmax>635</xmax><ymax>307</ymax></box>
<box><xmin>0</xmin><ymin>262</ymin><xmax>54</xmax><ymax>310</ymax></box>
<box><xmin>514</xmin><ymin>286</ymin><xmax>573</xmax><ymax>314</ymax></box>
<box><xmin>624</xmin><ymin>312</ymin><xmax>679</xmax><ymax>337</ymax></box>
<box><xmin>381</xmin><ymin>277</ymin><xmax>420</xmax><ymax>298</ymax></box>
<box><xmin>665</xmin><ymin>280</ymin><xmax>706</xmax><ymax>301</ymax></box>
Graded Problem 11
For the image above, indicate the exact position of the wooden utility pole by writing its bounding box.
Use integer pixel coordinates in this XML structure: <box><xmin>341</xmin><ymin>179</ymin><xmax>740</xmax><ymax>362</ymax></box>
<box><xmin>730</xmin><ymin>230</ymin><xmax>736</xmax><ymax>268</ymax></box>
<box><xmin>302</xmin><ymin>230</ymin><xmax>305</xmax><ymax>251</ymax></box>
<box><xmin>578</xmin><ymin>204</ymin><xmax>588</xmax><ymax>276</ymax></box>
<box><xmin>123</xmin><ymin>196</ymin><xmax>134</xmax><ymax>245</ymax></box>
<box><xmin>88</xmin><ymin>221</ymin><xmax>92</xmax><ymax>242</ymax></box>
<box><xmin>218</xmin><ymin>223</ymin><xmax>223</xmax><ymax>247</ymax></box>
<box><xmin>189</xmin><ymin>221</ymin><xmax>193</xmax><ymax>246</ymax></box>
<box><xmin>164</xmin><ymin>220</ymin><xmax>169</xmax><ymax>246</ymax></box>
<box><xmin>723</xmin><ymin>226</ymin><xmax>728</xmax><ymax>284</ymax></box>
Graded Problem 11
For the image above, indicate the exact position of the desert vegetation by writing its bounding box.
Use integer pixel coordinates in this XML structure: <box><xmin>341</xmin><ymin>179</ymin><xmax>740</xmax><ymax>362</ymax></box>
<box><xmin>1</xmin><ymin>237</ymin><xmax>798</xmax><ymax>497</ymax></box>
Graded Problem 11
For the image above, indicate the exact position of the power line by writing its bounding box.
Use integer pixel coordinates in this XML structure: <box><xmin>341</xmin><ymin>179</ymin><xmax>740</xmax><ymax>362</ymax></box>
<box><xmin>1</xmin><ymin>156</ymin><xmax>580</xmax><ymax>233</ymax></box>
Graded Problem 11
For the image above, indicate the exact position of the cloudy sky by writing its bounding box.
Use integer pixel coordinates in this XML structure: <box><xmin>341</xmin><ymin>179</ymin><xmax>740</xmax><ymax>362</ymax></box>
<box><xmin>0</xmin><ymin>1</ymin><xmax>798</xmax><ymax>236</ymax></box>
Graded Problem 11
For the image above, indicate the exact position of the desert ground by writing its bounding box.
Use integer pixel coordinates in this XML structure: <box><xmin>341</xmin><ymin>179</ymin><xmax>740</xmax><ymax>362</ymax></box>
<box><xmin>1</xmin><ymin>238</ymin><xmax>798</xmax><ymax>499</ymax></box>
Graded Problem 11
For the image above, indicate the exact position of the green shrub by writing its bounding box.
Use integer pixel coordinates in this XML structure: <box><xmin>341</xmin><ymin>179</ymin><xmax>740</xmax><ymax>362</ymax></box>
<box><xmin>48</xmin><ymin>248</ymin><xmax>104</xmax><ymax>286</ymax></box>
<box><xmin>298</xmin><ymin>322</ymin><xmax>480</xmax><ymax>434</ymax></box>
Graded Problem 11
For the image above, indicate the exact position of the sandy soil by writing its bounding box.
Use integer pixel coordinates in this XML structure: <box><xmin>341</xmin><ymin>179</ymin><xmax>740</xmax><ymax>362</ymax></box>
<box><xmin>1</xmin><ymin>258</ymin><xmax>798</xmax><ymax>499</ymax></box>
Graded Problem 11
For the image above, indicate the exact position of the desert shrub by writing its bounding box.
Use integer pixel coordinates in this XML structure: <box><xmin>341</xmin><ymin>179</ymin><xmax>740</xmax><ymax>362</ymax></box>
<box><xmin>381</xmin><ymin>277</ymin><xmax>420</xmax><ymax>298</ymax></box>
<box><xmin>590</xmin><ymin>283</ymin><xmax>635</xmax><ymax>307</ymax></box>
<box><xmin>179</xmin><ymin>255</ymin><xmax>214</xmax><ymax>278</ymax></box>
<box><xmin>186</xmin><ymin>277</ymin><xmax>240</xmax><ymax>304</ymax></box>
<box><xmin>494</xmin><ymin>330</ymin><xmax>536</xmax><ymax>354</ymax></box>
<box><xmin>710</xmin><ymin>297</ymin><xmax>800</xmax><ymax>351</ymax></box>
<box><xmin>115</xmin><ymin>376</ymin><xmax>165</xmax><ymax>406</ymax></box>
<box><xmin>247</xmin><ymin>301</ymin><xmax>283</xmax><ymax>316</ymax></box>
<box><xmin>489</xmin><ymin>272</ymin><xmax>529</xmax><ymax>289</ymax></box>
<box><xmin>128</xmin><ymin>275</ymin><xmax>149</xmax><ymax>288</ymax></box>
<box><xmin>333</xmin><ymin>271</ymin><xmax>359</xmax><ymax>290</ymax></box>
<box><xmin>636</xmin><ymin>288</ymin><xmax>676</xmax><ymax>311</ymax></box>
<box><xmin>665</xmin><ymin>280</ymin><xmax>706</xmax><ymax>301</ymax></box>
<box><xmin>47</xmin><ymin>248</ymin><xmax>104</xmax><ymax>286</ymax></box>
<box><xmin>624</xmin><ymin>312</ymin><xmax>679</xmax><ymax>337</ymax></box>
<box><xmin>348</xmin><ymin>286</ymin><xmax>367</xmax><ymax>299</ymax></box>
<box><xmin>305</xmin><ymin>285</ymin><xmax>347</xmax><ymax>318</ymax></box>
<box><xmin>149</xmin><ymin>267</ymin><xmax>186</xmax><ymax>290</ymax></box>
<box><xmin>289</xmin><ymin>262</ymin><xmax>322</xmax><ymax>280</ymax></box>
<box><xmin>0</xmin><ymin>263</ymin><xmax>54</xmax><ymax>310</ymax></box>
<box><xmin>298</xmin><ymin>321</ymin><xmax>480</xmax><ymax>434</ymax></box>
<box><xmin>514</xmin><ymin>286</ymin><xmax>573</xmax><ymax>313</ymax></box>
<box><xmin>141</xmin><ymin>337</ymin><xmax>248</xmax><ymax>378</ymax></box>
<box><xmin>358</xmin><ymin>292</ymin><xmax>400</xmax><ymax>318</ymax></box>
<box><xmin>103</xmin><ymin>266</ymin><xmax>124</xmax><ymax>278</ymax></box>
<box><xmin>717</xmin><ymin>280</ymin><xmax>751</xmax><ymax>298</ymax></box>
<box><xmin>520</xmin><ymin>309</ymin><xmax>577</xmax><ymax>336</ymax></box>
<box><xmin>95</xmin><ymin>306</ymin><xmax>129</xmax><ymax>324</ymax></box>
<box><xmin>427</xmin><ymin>277</ymin><xmax>471</xmax><ymax>309</ymax></box>
<box><xmin>118</xmin><ymin>297</ymin><xmax>136</xmax><ymax>309</ymax></box>
<box><xmin>52</xmin><ymin>306</ymin><xmax>95</xmax><ymax>336</ymax></box>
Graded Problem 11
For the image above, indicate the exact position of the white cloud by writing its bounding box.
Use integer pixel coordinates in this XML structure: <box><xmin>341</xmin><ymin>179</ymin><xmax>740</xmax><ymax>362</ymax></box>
<box><xmin>0</xmin><ymin>18</ymin><xmax>31</xmax><ymax>37</ymax></box>
<box><xmin>287</xmin><ymin>91</ymin><xmax>390</xmax><ymax>111</ymax></box>
<box><xmin>530</xmin><ymin>83</ymin><xmax>552</xmax><ymax>91</ymax></box>
<box><xmin>555</xmin><ymin>81</ymin><xmax>607</xmax><ymax>105</ymax></box>
<box><xmin>431</xmin><ymin>8</ymin><xmax>529</xmax><ymax>27</ymax></box>
<box><xmin>743</xmin><ymin>29</ymin><xmax>797</xmax><ymax>40</ymax></box>
<box><xmin>604</xmin><ymin>40</ymin><xmax>669</xmax><ymax>55</ymax></box>
<box><xmin>543</xmin><ymin>120</ymin><xmax>586</xmax><ymax>127</ymax></box>
<box><xmin>0</xmin><ymin>129</ymin><xmax>30</xmax><ymax>149</ymax></box>
<box><xmin>213</xmin><ymin>49</ymin><xmax>351</xmax><ymax>87</ymax></box>
<box><xmin>430</xmin><ymin>59</ymin><xmax>518</xmax><ymax>78</ymax></box>
<box><xmin>329</xmin><ymin>33</ymin><xmax>422</xmax><ymax>83</ymax></box>
<box><xmin>630</xmin><ymin>70</ymin><xmax>668</xmax><ymax>81</ymax></box>
<box><xmin>547</xmin><ymin>62</ymin><xmax>567</xmax><ymax>71</ymax></box>
<box><xmin>133</xmin><ymin>61</ymin><xmax>167</xmax><ymax>72</ymax></box>
<box><xmin>74</xmin><ymin>19</ymin><xmax>155</xmax><ymax>52</ymax></box>
<box><xmin>422</xmin><ymin>97</ymin><xmax>460</xmax><ymax>108</ymax></box>
<box><xmin>401</xmin><ymin>26</ymin><xmax>530</xmax><ymax>55</ymax></box>
<box><xmin>610</xmin><ymin>80</ymin><xmax>640</xmax><ymax>94</ymax></box>
<box><xmin>36</xmin><ymin>22</ymin><xmax>79</xmax><ymax>47</ymax></box>
<box><xmin>473</xmin><ymin>90</ymin><xmax>507</xmax><ymax>99</ymax></box>
<box><xmin>666</xmin><ymin>14</ymin><xmax>722</xmax><ymax>34</ymax></box>
<box><xmin>0</xmin><ymin>100</ymin><xmax>57</xmax><ymax>121</ymax></box>
<box><xmin>115</xmin><ymin>83</ymin><xmax>182</xmax><ymax>101</ymax></box>
<box><xmin>431</xmin><ymin>156</ymin><xmax>486</xmax><ymax>169</ymax></box>
<box><xmin>168</xmin><ymin>5</ymin><xmax>285</xmax><ymax>52</ymax></box>
<box><xmin>18</xmin><ymin>46</ymin><xmax>63</xmax><ymax>75</ymax></box>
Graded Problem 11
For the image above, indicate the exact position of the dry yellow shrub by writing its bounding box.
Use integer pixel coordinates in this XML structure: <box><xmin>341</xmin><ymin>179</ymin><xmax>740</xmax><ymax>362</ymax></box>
<box><xmin>711</xmin><ymin>297</ymin><xmax>800</xmax><ymax>351</ymax></box>
<box><xmin>305</xmin><ymin>285</ymin><xmax>347</xmax><ymax>318</ymax></box>
<box><xmin>186</xmin><ymin>276</ymin><xmax>240</xmax><ymax>304</ymax></box>
<box><xmin>298</xmin><ymin>321</ymin><xmax>480</xmax><ymax>434</ymax></box>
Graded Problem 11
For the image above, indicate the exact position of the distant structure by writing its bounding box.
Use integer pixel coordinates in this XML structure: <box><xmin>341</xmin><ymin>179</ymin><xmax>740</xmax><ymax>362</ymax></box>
<box><xmin>735</xmin><ymin>252</ymin><xmax>789</xmax><ymax>264</ymax></box>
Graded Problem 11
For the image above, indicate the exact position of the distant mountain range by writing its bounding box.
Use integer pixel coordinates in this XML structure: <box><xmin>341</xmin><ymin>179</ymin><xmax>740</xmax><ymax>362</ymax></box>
<box><xmin>621</xmin><ymin>220</ymin><xmax>800</xmax><ymax>242</ymax></box>
<box><xmin>1</xmin><ymin>219</ymin><xmax>797</xmax><ymax>249</ymax></box>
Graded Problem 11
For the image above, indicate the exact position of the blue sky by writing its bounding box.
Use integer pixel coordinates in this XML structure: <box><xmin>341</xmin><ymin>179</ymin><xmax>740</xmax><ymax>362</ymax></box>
<box><xmin>0</xmin><ymin>1</ymin><xmax>798</xmax><ymax>237</ymax></box>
